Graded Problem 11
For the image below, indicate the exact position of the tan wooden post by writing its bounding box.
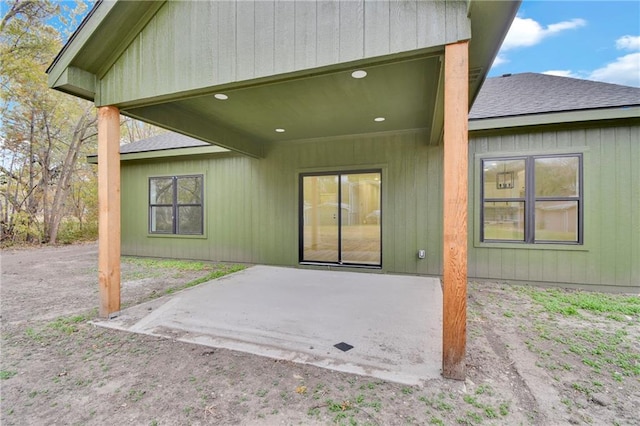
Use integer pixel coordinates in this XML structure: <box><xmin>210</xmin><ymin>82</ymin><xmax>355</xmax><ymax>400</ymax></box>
<box><xmin>442</xmin><ymin>40</ymin><xmax>469</xmax><ymax>380</ymax></box>
<box><xmin>97</xmin><ymin>106</ymin><xmax>121</xmax><ymax>317</ymax></box>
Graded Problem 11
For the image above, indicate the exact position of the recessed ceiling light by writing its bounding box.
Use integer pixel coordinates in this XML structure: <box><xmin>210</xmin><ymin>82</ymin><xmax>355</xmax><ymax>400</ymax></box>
<box><xmin>275</xmin><ymin>128</ymin><xmax>286</xmax><ymax>133</ymax></box>
<box><xmin>214</xmin><ymin>93</ymin><xmax>228</xmax><ymax>100</ymax></box>
<box><xmin>374</xmin><ymin>117</ymin><xmax>385</xmax><ymax>122</ymax></box>
<box><xmin>351</xmin><ymin>70</ymin><xmax>367</xmax><ymax>79</ymax></box>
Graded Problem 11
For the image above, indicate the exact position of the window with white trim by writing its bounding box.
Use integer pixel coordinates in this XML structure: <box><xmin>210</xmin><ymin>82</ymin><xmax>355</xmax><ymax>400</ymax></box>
<box><xmin>149</xmin><ymin>175</ymin><xmax>203</xmax><ymax>235</ymax></box>
<box><xmin>481</xmin><ymin>154</ymin><xmax>582</xmax><ymax>244</ymax></box>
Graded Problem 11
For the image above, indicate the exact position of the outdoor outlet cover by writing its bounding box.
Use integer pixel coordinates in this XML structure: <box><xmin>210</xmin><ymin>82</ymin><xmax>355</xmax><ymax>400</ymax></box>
<box><xmin>418</xmin><ymin>250</ymin><xmax>426</xmax><ymax>259</ymax></box>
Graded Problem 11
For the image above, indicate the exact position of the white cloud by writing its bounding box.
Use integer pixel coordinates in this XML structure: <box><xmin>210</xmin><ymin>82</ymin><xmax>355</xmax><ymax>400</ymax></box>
<box><xmin>616</xmin><ymin>35</ymin><xmax>640</xmax><ymax>51</ymax></box>
<box><xmin>589</xmin><ymin>52</ymin><xmax>640</xmax><ymax>87</ymax></box>
<box><xmin>492</xmin><ymin>54</ymin><xmax>509</xmax><ymax>67</ymax></box>
<box><xmin>500</xmin><ymin>17</ymin><xmax>587</xmax><ymax>51</ymax></box>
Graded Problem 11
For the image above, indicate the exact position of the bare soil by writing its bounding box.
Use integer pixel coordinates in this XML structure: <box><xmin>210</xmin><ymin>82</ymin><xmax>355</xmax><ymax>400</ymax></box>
<box><xmin>1</xmin><ymin>242</ymin><xmax>638</xmax><ymax>425</ymax></box>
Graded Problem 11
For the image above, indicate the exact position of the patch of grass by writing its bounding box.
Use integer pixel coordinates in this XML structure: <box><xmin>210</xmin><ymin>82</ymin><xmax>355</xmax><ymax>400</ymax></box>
<box><xmin>523</xmin><ymin>287</ymin><xmax>640</xmax><ymax>317</ymax></box>
<box><xmin>47</xmin><ymin>315</ymin><xmax>87</xmax><ymax>334</ymax></box>
<box><xmin>0</xmin><ymin>370</ymin><xmax>17</xmax><ymax>380</ymax></box>
<box><xmin>128</xmin><ymin>389</ymin><xmax>146</xmax><ymax>402</ymax></box>
<box><xmin>499</xmin><ymin>403</ymin><xmax>509</xmax><ymax>416</ymax></box>
<box><xmin>123</xmin><ymin>257</ymin><xmax>210</xmax><ymax>271</ymax></box>
<box><xmin>24</xmin><ymin>327</ymin><xmax>43</xmax><ymax>341</ymax></box>
<box><xmin>401</xmin><ymin>386</ymin><xmax>414</xmax><ymax>395</ymax></box>
<box><xmin>463</xmin><ymin>395</ymin><xmax>483</xmax><ymax>409</ymax></box>
<box><xmin>165</xmin><ymin>264</ymin><xmax>245</xmax><ymax>295</ymax></box>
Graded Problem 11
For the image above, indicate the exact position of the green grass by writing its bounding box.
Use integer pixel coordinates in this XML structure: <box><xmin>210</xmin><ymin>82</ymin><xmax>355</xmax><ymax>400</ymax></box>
<box><xmin>521</xmin><ymin>286</ymin><xmax>640</xmax><ymax>382</ymax></box>
<box><xmin>0</xmin><ymin>370</ymin><xmax>17</xmax><ymax>380</ymax></box>
<box><xmin>123</xmin><ymin>257</ymin><xmax>211</xmax><ymax>271</ymax></box>
<box><xmin>521</xmin><ymin>287</ymin><xmax>640</xmax><ymax>317</ymax></box>
<box><xmin>164</xmin><ymin>264</ymin><xmax>245</xmax><ymax>295</ymax></box>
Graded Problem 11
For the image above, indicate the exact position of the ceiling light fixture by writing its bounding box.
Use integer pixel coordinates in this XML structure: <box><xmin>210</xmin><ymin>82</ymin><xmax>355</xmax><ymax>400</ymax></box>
<box><xmin>351</xmin><ymin>70</ymin><xmax>367</xmax><ymax>79</ymax></box>
<box><xmin>275</xmin><ymin>128</ymin><xmax>286</xmax><ymax>133</ymax></box>
<box><xmin>214</xmin><ymin>93</ymin><xmax>228</xmax><ymax>100</ymax></box>
<box><xmin>374</xmin><ymin>117</ymin><xmax>385</xmax><ymax>122</ymax></box>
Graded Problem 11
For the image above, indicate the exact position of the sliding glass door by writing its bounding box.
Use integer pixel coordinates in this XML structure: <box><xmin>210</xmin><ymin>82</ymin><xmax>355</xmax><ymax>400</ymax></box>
<box><xmin>300</xmin><ymin>170</ymin><xmax>381</xmax><ymax>267</ymax></box>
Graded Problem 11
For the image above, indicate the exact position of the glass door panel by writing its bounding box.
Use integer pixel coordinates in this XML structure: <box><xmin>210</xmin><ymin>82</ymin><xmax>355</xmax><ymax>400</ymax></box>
<box><xmin>300</xmin><ymin>171</ymin><xmax>381</xmax><ymax>267</ymax></box>
<box><xmin>340</xmin><ymin>173</ymin><xmax>381</xmax><ymax>264</ymax></box>
<box><xmin>302</xmin><ymin>175</ymin><xmax>339</xmax><ymax>262</ymax></box>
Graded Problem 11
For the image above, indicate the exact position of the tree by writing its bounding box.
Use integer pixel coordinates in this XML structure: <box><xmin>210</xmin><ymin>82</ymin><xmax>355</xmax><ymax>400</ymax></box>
<box><xmin>1</xmin><ymin>0</ymin><xmax>98</xmax><ymax>244</ymax></box>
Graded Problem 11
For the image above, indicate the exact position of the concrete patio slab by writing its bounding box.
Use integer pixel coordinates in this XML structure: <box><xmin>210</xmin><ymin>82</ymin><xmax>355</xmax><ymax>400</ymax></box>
<box><xmin>93</xmin><ymin>265</ymin><xmax>443</xmax><ymax>385</ymax></box>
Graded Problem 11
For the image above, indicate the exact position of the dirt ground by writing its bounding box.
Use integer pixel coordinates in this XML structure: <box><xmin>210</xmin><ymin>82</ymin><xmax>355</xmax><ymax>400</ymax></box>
<box><xmin>1</xmin><ymin>242</ymin><xmax>638</xmax><ymax>426</ymax></box>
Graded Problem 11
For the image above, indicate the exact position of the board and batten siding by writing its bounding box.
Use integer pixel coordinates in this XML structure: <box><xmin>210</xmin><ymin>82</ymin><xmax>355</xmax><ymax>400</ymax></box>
<box><xmin>468</xmin><ymin>123</ymin><xmax>640</xmax><ymax>292</ymax></box>
<box><xmin>121</xmin><ymin>130</ymin><xmax>444</xmax><ymax>276</ymax></box>
<box><xmin>99</xmin><ymin>0</ymin><xmax>470</xmax><ymax>106</ymax></box>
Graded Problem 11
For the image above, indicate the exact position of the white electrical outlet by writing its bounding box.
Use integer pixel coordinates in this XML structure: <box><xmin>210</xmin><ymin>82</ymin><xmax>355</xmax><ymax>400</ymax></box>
<box><xmin>418</xmin><ymin>250</ymin><xmax>426</xmax><ymax>259</ymax></box>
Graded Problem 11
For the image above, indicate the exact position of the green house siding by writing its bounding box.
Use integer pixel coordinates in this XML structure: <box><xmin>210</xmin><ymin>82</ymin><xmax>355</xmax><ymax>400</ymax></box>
<box><xmin>99</xmin><ymin>1</ymin><xmax>471</xmax><ymax>107</ymax></box>
<box><xmin>122</xmin><ymin>121</ymin><xmax>639</xmax><ymax>291</ymax></box>
<box><xmin>468</xmin><ymin>122</ymin><xmax>640</xmax><ymax>292</ymax></box>
<box><xmin>121</xmin><ymin>130</ymin><xmax>444</xmax><ymax>276</ymax></box>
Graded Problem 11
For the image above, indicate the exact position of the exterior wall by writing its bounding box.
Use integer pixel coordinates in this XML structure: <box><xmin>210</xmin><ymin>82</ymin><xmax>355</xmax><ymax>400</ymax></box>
<box><xmin>121</xmin><ymin>130</ymin><xmax>444</xmax><ymax>276</ymax></box>
<box><xmin>121</xmin><ymin>121</ymin><xmax>639</xmax><ymax>291</ymax></box>
<box><xmin>100</xmin><ymin>0</ymin><xmax>471</xmax><ymax>106</ymax></box>
<box><xmin>468</xmin><ymin>121</ymin><xmax>640</xmax><ymax>292</ymax></box>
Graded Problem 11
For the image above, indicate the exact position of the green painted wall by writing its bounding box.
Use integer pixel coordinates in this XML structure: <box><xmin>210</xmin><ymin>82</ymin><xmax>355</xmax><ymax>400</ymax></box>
<box><xmin>468</xmin><ymin>121</ymin><xmax>640</xmax><ymax>292</ymax></box>
<box><xmin>121</xmin><ymin>130</ymin><xmax>444</xmax><ymax>276</ymax></box>
<box><xmin>100</xmin><ymin>0</ymin><xmax>471</xmax><ymax>106</ymax></box>
<box><xmin>121</xmin><ymin>121</ymin><xmax>640</xmax><ymax>291</ymax></box>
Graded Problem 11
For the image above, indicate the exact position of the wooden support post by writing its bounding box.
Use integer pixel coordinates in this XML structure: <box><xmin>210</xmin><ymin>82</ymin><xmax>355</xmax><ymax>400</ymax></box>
<box><xmin>97</xmin><ymin>106</ymin><xmax>121</xmax><ymax>317</ymax></box>
<box><xmin>442</xmin><ymin>40</ymin><xmax>469</xmax><ymax>380</ymax></box>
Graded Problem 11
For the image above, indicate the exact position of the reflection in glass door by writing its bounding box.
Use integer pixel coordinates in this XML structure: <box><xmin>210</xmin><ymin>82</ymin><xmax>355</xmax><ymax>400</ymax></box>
<box><xmin>300</xmin><ymin>171</ymin><xmax>381</xmax><ymax>267</ymax></box>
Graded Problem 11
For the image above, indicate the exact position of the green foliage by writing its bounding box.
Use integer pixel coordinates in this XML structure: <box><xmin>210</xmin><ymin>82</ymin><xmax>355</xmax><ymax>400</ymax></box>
<box><xmin>56</xmin><ymin>220</ymin><xmax>99</xmax><ymax>245</ymax></box>
<box><xmin>1</xmin><ymin>1</ymin><xmax>99</xmax><ymax>246</ymax></box>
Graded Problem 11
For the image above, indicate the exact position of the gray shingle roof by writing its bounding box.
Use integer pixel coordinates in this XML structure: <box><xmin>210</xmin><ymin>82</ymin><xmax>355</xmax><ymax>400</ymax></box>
<box><xmin>120</xmin><ymin>132</ymin><xmax>210</xmax><ymax>154</ymax></box>
<box><xmin>470</xmin><ymin>73</ymin><xmax>640</xmax><ymax>120</ymax></box>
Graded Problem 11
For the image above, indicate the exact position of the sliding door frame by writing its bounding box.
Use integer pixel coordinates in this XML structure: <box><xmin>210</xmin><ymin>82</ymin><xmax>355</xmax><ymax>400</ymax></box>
<box><xmin>298</xmin><ymin>169</ymin><xmax>382</xmax><ymax>268</ymax></box>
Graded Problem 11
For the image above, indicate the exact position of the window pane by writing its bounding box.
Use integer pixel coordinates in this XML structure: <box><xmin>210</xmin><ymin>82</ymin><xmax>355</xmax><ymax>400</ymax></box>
<box><xmin>483</xmin><ymin>201</ymin><xmax>525</xmax><ymax>241</ymax></box>
<box><xmin>177</xmin><ymin>176</ymin><xmax>202</xmax><ymax>204</ymax></box>
<box><xmin>150</xmin><ymin>206</ymin><xmax>173</xmax><ymax>233</ymax></box>
<box><xmin>302</xmin><ymin>175</ymin><xmax>339</xmax><ymax>262</ymax></box>
<box><xmin>535</xmin><ymin>201</ymin><xmax>578</xmax><ymax>242</ymax></box>
<box><xmin>535</xmin><ymin>156</ymin><xmax>579</xmax><ymax>197</ymax></box>
<box><xmin>340</xmin><ymin>173</ymin><xmax>381</xmax><ymax>265</ymax></box>
<box><xmin>150</xmin><ymin>178</ymin><xmax>173</xmax><ymax>204</ymax></box>
<box><xmin>177</xmin><ymin>206</ymin><xmax>203</xmax><ymax>234</ymax></box>
<box><xmin>483</xmin><ymin>159</ymin><xmax>526</xmax><ymax>199</ymax></box>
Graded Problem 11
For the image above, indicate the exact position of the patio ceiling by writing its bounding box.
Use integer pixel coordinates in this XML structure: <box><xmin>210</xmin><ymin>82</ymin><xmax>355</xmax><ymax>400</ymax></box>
<box><xmin>123</xmin><ymin>54</ymin><xmax>443</xmax><ymax>150</ymax></box>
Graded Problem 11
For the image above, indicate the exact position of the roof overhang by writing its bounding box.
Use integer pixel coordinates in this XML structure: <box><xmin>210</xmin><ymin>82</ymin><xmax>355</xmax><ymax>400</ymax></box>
<box><xmin>87</xmin><ymin>143</ymin><xmax>230</xmax><ymax>164</ymax></box>
<box><xmin>49</xmin><ymin>0</ymin><xmax>520</xmax><ymax>156</ymax></box>
<box><xmin>469</xmin><ymin>106</ymin><xmax>640</xmax><ymax>132</ymax></box>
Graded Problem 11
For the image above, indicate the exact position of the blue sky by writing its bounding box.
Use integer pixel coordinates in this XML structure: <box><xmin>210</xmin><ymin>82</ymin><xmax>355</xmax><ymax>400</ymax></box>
<box><xmin>489</xmin><ymin>0</ymin><xmax>640</xmax><ymax>87</ymax></box>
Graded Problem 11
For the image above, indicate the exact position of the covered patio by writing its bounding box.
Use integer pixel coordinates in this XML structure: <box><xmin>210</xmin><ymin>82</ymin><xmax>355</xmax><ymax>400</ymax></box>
<box><xmin>95</xmin><ymin>265</ymin><xmax>443</xmax><ymax>385</ymax></box>
<box><xmin>47</xmin><ymin>0</ymin><xmax>521</xmax><ymax>380</ymax></box>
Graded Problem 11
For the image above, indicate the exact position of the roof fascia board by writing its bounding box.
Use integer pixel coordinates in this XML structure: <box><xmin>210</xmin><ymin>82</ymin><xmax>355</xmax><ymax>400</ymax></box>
<box><xmin>469</xmin><ymin>107</ymin><xmax>640</xmax><ymax>132</ymax></box>
<box><xmin>467</xmin><ymin>0</ymin><xmax>521</xmax><ymax>107</ymax></box>
<box><xmin>47</xmin><ymin>0</ymin><xmax>115</xmax><ymax>88</ymax></box>
<box><xmin>50</xmin><ymin>66</ymin><xmax>96</xmax><ymax>100</ymax></box>
<box><xmin>86</xmin><ymin>144</ymin><xmax>229</xmax><ymax>164</ymax></box>
<box><xmin>48</xmin><ymin>1</ymin><xmax>166</xmax><ymax>101</ymax></box>
<box><xmin>123</xmin><ymin>105</ymin><xmax>266</xmax><ymax>159</ymax></box>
